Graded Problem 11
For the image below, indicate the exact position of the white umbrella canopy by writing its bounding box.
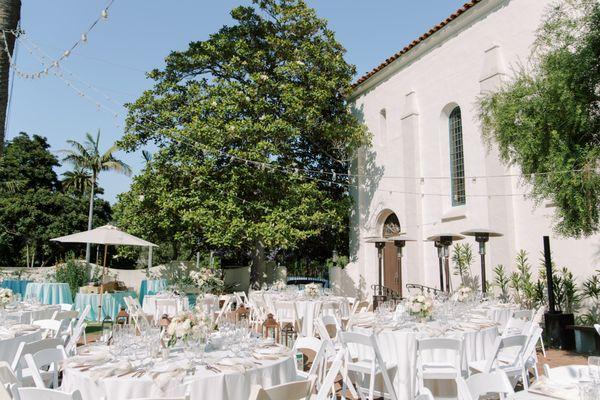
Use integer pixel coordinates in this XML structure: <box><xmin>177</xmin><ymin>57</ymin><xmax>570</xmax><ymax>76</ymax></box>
<box><xmin>51</xmin><ymin>224</ymin><xmax>157</xmax><ymax>247</ymax></box>
<box><xmin>51</xmin><ymin>224</ymin><xmax>156</xmax><ymax>322</ymax></box>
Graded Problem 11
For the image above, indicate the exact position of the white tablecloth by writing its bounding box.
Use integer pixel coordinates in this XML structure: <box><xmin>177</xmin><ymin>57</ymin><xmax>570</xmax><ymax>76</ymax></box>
<box><xmin>62</xmin><ymin>350</ymin><xmax>297</xmax><ymax>400</ymax></box>
<box><xmin>6</xmin><ymin>304</ymin><xmax>60</xmax><ymax>324</ymax></box>
<box><xmin>479</xmin><ymin>304</ymin><xmax>517</xmax><ymax>330</ymax></box>
<box><xmin>0</xmin><ymin>329</ymin><xmax>42</xmax><ymax>363</ymax></box>
<box><xmin>142</xmin><ymin>295</ymin><xmax>190</xmax><ymax>320</ymax></box>
<box><xmin>350</xmin><ymin>323</ymin><xmax>498</xmax><ymax>399</ymax></box>
<box><xmin>254</xmin><ymin>292</ymin><xmax>349</xmax><ymax>336</ymax></box>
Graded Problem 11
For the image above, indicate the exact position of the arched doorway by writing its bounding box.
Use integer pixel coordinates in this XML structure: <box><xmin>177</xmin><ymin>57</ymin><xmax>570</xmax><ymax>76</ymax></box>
<box><xmin>382</xmin><ymin>213</ymin><xmax>402</xmax><ymax>295</ymax></box>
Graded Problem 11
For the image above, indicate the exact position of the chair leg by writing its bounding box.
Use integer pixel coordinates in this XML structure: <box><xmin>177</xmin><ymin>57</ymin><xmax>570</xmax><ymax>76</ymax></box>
<box><xmin>539</xmin><ymin>337</ymin><xmax>546</xmax><ymax>358</ymax></box>
<box><xmin>368</xmin><ymin>365</ymin><xmax>376</xmax><ymax>400</ymax></box>
<box><xmin>521</xmin><ymin>370</ymin><xmax>529</xmax><ymax>389</ymax></box>
<box><xmin>82</xmin><ymin>330</ymin><xmax>87</xmax><ymax>345</ymax></box>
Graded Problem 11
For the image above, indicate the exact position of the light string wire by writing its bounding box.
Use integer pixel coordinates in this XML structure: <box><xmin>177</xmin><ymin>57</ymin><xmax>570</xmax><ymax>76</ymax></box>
<box><xmin>3</xmin><ymin>33</ymin><xmax>596</xmax><ymax>200</ymax></box>
<box><xmin>1</xmin><ymin>0</ymin><xmax>115</xmax><ymax>79</ymax></box>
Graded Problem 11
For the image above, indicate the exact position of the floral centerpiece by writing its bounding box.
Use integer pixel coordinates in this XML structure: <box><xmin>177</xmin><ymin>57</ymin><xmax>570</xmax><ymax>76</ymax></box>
<box><xmin>304</xmin><ymin>283</ymin><xmax>320</xmax><ymax>298</ymax></box>
<box><xmin>165</xmin><ymin>311</ymin><xmax>209</xmax><ymax>347</ymax></box>
<box><xmin>453</xmin><ymin>286</ymin><xmax>473</xmax><ymax>302</ymax></box>
<box><xmin>272</xmin><ymin>279</ymin><xmax>287</xmax><ymax>291</ymax></box>
<box><xmin>406</xmin><ymin>294</ymin><xmax>433</xmax><ymax>320</ymax></box>
<box><xmin>190</xmin><ymin>268</ymin><xmax>225</xmax><ymax>295</ymax></box>
<box><xmin>0</xmin><ymin>288</ymin><xmax>14</xmax><ymax>308</ymax></box>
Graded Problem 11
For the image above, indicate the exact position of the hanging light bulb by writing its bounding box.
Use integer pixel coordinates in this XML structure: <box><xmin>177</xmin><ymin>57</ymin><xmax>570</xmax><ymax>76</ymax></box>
<box><xmin>101</xmin><ymin>9</ymin><xmax>108</xmax><ymax>20</ymax></box>
<box><xmin>81</xmin><ymin>33</ymin><xmax>88</xmax><ymax>44</ymax></box>
<box><xmin>63</xmin><ymin>50</ymin><xmax>71</xmax><ymax>58</ymax></box>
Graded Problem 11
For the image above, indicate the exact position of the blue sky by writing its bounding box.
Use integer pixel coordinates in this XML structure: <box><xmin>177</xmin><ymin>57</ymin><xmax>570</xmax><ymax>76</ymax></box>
<box><xmin>8</xmin><ymin>0</ymin><xmax>467</xmax><ymax>203</ymax></box>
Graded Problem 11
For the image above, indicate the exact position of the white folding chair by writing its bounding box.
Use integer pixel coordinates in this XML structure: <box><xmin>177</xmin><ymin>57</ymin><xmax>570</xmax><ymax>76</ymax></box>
<box><xmin>595</xmin><ymin>323</ymin><xmax>600</xmax><ymax>336</ymax></box>
<box><xmin>214</xmin><ymin>295</ymin><xmax>232</xmax><ymax>325</ymax></box>
<box><xmin>293</xmin><ymin>336</ymin><xmax>327</xmax><ymax>388</ymax></box>
<box><xmin>456</xmin><ymin>371</ymin><xmax>514</xmax><ymax>400</ymax></box>
<box><xmin>32</xmin><ymin>319</ymin><xmax>63</xmax><ymax>339</ymax></box>
<box><xmin>249</xmin><ymin>375</ymin><xmax>316</xmax><ymax>400</ymax></box>
<box><xmin>18</xmin><ymin>387</ymin><xmax>82</xmax><ymax>400</ymax></box>
<box><xmin>414</xmin><ymin>388</ymin><xmax>435</xmax><ymax>400</ymax></box>
<box><xmin>320</xmin><ymin>315</ymin><xmax>340</xmax><ymax>341</ymax></box>
<box><xmin>129</xmin><ymin>395</ymin><xmax>190</xmax><ymax>400</ymax></box>
<box><xmin>468</xmin><ymin>334</ymin><xmax>529</xmax><ymax>389</ymax></box>
<box><xmin>513</xmin><ymin>310</ymin><xmax>533</xmax><ymax>321</ymax></box>
<box><xmin>339</xmin><ymin>331</ymin><xmax>397</xmax><ymax>400</ymax></box>
<box><xmin>23</xmin><ymin>345</ymin><xmax>67</xmax><ymax>389</ymax></box>
<box><xmin>51</xmin><ymin>310</ymin><xmax>79</xmax><ymax>321</ymax></box>
<box><xmin>274</xmin><ymin>301</ymin><xmax>302</xmax><ymax>335</ymax></box>
<box><xmin>502</xmin><ymin>317</ymin><xmax>531</xmax><ymax>336</ymax></box>
<box><xmin>57</xmin><ymin>304</ymin><xmax>73</xmax><ymax>312</ymax></box>
<box><xmin>154</xmin><ymin>298</ymin><xmax>179</xmax><ymax>320</ymax></box>
<box><xmin>124</xmin><ymin>296</ymin><xmax>151</xmax><ymax>334</ymax></box>
<box><xmin>521</xmin><ymin>325</ymin><xmax>543</xmax><ymax>381</ymax></box>
<box><xmin>233</xmin><ymin>291</ymin><xmax>249</xmax><ymax>307</ymax></box>
<box><xmin>11</xmin><ymin>338</ymin><xmax>63</xmax><ymax>383</ymax></box>
<box><xmin>0</xmin><ymin>361</ymin><xmax>19</xmax><ymax>392</ymax></box>
<box><xmin>415</xmin><ymin>337</ymin><xmax>463</xmax><ymax>391</ymax></box>
<box><xmin>64</xmin><ymin>322</ymin><xmax>87</xmax><ymax>355</ymax></box>
<box><xmin>315</xmin><ymin>348</ymin><xmax>359</xmax><ymax>400</ymax></box>
<box><xmin>531</xmin><ymin>306</ymin><xmax>547</xmax><ymax>357</ymax></box>
<box><xmin>73</xmin><ymin>305</ymin><xmax>90</xmax><ymax>345</ymax></box>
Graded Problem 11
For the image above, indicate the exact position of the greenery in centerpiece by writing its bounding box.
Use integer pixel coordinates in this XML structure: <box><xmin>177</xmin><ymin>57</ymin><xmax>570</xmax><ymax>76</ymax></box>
<box><xmin>406</xmin><ymin>294</ymin><xmax>433</xmax><ymax>320</ymax></box>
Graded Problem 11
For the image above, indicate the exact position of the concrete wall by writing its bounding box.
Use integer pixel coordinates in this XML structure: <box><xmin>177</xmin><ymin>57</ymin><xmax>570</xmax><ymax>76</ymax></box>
<box><xmin>342</xmin><ymin>0</ymin><xmax>600</xmax><ymax>298</ymax></box>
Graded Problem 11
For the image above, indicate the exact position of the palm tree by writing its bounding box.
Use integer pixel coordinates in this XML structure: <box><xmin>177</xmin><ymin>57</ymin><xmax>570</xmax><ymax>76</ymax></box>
<box><xmin>0</xmin><ymin>0</ymin><xmax>21</xmax><ymax>157</ymax></box>
<box><xmin>62</xmin><ymin>167</ymin><xmax>92</xmax><ymax>194</ymax></box>
<box><xmin>62</xmin><ymin>130</ymin><xmax>132</xmax><ymax>263</ymax></box>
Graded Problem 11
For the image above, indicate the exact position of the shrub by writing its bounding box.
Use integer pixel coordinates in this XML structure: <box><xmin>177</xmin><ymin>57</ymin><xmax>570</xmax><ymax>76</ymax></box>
<box><xmin>54</xmin><ymin>259</ymin><xmax>88</xmax><ymax>299</ymax></box>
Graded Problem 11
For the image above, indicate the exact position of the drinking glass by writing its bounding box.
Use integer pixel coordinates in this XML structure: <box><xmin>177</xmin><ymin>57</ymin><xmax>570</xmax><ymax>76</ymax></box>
<box><xmin>588</xmin><ymin>356</ymin><xmax>600</xmax><ymax>383</ymax></box>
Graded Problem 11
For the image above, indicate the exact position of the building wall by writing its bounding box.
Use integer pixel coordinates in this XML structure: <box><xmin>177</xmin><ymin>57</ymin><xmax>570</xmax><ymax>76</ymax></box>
<box><xmin>336</xmin><ymin>0</ymin><xmax>600</xmax><ymax>298</ymax></box>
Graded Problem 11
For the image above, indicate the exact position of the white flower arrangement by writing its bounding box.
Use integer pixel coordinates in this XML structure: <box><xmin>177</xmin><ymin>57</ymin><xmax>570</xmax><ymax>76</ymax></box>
<box><xmin>0</xmin><ymin>288</ymin><xmax>14</xmax><ymax>308</ymax></box>
<box><xmin>272</xmin><ymin>279</ymin><xmax>287</xmax><ymax>291</ymax></box>
<box><xmin>166</xmin><ymin>311</ymin><xmax>202</xmax><ymax>346</ymax></box>
<box><xmin>406</xmin><ymin>294</ymin><xmax>433</xmax><ymax>319</ymax></box>
<box><xmin>190</xmin><ymin>268</ymin><xmax>224</xmax><ymax>294</ymax></box>
<box><xmin>453</xmin><ymin>286</ymin><xmax>473</xmax><ymax>302</ymax></box>
<box><xmin>304</xmin><ymin>283</ymin><xmax>321</xmax><ymax>298</ymax></box>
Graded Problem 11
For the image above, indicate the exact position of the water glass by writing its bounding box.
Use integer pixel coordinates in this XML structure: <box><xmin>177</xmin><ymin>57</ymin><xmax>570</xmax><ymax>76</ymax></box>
<box><xmin>588</xmin><ymin>356</ymin><xmax>600</xmax><ymax>383</ymax></box>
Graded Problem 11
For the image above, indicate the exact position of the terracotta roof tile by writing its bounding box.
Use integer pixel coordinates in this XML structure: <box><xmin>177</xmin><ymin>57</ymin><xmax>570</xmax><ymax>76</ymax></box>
<box><xmin>351</xmin><ymin>0</ymin><xmax>483</xmax><ymax>90</ymax></box>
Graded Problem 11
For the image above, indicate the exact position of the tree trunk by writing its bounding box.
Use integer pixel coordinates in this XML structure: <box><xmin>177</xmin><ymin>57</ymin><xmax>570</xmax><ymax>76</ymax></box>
<box><xmin>250</xmin><ymin>238</ymin><xmax>266</xmax><ymax>287</ymax></box>
<box><xmin>85</xmin><ymin>174</ymin><xmax>96</xmax><ymax>263</ymax></box>
<box><xmin>0</xmin><ymin>0</ymin><xmax>21</xmax><ymax>156</ymax></box>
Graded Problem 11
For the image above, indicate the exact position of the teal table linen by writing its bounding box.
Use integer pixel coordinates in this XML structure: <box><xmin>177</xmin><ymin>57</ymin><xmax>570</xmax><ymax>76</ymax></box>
<box><xmin>24</xmin><ymin>283</ymin><xmax>72</xmax><ymax>305</ymax></box>
<box><xmin>139</xmin><ymin>279</ymin><xmax>168</xmax><ymax>304</ymax></box>
<box><xmin>75</xmin><ymin>291</ymin><xmax>137</xmax><ymax>321</ymax></box>
<box><xmin>0</xmin><ymin>280</ymin><xmax>31</xmax><ymax>297</ymax></box>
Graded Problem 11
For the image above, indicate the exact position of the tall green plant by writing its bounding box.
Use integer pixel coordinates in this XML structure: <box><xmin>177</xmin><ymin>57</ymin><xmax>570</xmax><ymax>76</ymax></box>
<box><xmin>493</xmin><ymin>264</ymin><xmax>510</xmax><ymax>302</ymax></box>
<box><xmin>452</xmin><ymin>243</ymin><xmax>479</xmax><ymax>290</ymax></box>
<box><xmin>54</xmin><ymin>259</ymin><xmax>88</xmax><ymax>300</ymax></box>
<box><xmin>62</xmin><ymin>131</ymin><xmax>131</xmax><ymax>263</ymax></box>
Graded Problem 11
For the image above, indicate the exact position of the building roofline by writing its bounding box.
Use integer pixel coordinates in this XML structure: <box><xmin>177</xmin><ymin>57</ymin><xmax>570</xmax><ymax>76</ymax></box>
<box><xmin>349</xmin><ymin>0</ymin><xmax>484</xmax><ymax>96</ymax></box>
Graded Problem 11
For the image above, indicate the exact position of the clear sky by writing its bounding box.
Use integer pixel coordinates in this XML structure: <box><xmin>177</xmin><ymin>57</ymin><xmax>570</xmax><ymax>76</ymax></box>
<box><xmin>8</xmin><ymin>0</ymin><xmax>467</xmax><ymax>203</ymax></box>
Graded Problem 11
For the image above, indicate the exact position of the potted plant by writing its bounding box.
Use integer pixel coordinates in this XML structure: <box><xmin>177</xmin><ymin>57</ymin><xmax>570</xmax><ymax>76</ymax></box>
<box><xmin>571</xmin><ymin>272</ymin><xmax>600</xmax><ymax>354</ymax></box>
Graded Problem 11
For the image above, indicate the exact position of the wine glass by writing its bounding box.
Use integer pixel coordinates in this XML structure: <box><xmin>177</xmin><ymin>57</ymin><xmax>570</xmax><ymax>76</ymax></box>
<box><xmin>588</xmin><ymin>356</ymin><xmax>600</xmax><ymax>383</ymax></box>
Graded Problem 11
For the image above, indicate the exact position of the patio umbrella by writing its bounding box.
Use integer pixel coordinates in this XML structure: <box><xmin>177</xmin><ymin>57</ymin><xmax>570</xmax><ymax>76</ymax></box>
<box><xmin>51</xmin><ymin>224</ymin><xmax>157</xmax><ymax>321</ymax></box>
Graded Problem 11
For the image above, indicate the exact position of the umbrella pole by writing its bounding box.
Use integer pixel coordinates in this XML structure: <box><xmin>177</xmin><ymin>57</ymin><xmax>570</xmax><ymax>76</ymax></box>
<box><xmin>97</xmin><ymin>244</ymin><xmax>108</xmax><ymax>322</ymax></box>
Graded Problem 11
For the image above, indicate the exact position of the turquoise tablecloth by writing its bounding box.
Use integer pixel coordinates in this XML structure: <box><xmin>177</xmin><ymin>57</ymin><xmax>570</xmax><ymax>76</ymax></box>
<box><xmin>0</xmin><ymin>280</ymin><xmax>31</xmax><ymax>297</ymax></box>
<box><xmin>75</xmin><ymin>291</ymin><xmax>137</xmax><ymax>321</ymax></box>
<box><xmin>24</xmin><ymin>282</ymin><xmax>72</xmax><ymax>305</ymax></box>
<box><xmin>139</xmin><ymin>279</ymin><xmax>168</xmax><ymax>304</ymax></box>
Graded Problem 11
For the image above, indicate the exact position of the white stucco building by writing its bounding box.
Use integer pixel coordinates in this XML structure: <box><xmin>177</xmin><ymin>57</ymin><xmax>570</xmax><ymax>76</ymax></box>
<box><xmin>333</xmin><ymin>0</ymin><xmax>600</xmax><ymax>298</ymax></box>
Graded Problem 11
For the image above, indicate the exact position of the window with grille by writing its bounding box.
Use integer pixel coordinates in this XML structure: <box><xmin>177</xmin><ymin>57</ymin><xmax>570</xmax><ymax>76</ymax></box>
<box><xmin>448</xmin><ymin>107</ymin><xmax>466</xmax><ymax>206</ymax></box>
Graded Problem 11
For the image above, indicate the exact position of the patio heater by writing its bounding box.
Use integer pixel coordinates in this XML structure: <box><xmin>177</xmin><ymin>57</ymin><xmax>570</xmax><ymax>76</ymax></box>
<box><xmin>365</xmin><ymin>236</ymin><xmax>390</xmax><ymax>308</ymax></box>
<box><xmin>460</xmin><ymin>228</ymin><xmax>503</xmax><ymax>294</ymax></box>
<box><xmin>427</xmin><ymin>233</ymin><xmax>464</xmax><ymax>292</ymax></box>
<box><xmin>388</xmin><ymin>234</ymin><xmax>417</xmax><ymax>298</ymax></box>
<box><xmin>434</xmin><ymin>241</ymin><xmax>444</xmax><ymax>291</ymax></box>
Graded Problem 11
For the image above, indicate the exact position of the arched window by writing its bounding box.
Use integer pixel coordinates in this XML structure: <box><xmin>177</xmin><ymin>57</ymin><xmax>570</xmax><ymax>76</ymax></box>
<box><xmin>382</xmin><ymin>213</ymin><xmax>401</xmax><ymax>238</ymax></box>
<box><xmin>448</xmin><ymin>107</ymin><xmax>466</xmax><ymax>206</ymax></box>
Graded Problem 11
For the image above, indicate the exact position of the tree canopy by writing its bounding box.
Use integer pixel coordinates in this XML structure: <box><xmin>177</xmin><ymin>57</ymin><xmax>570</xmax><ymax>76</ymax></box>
<box><xmin>479</xmin><ymin>0</ymin><xmax>600</xmax><ymax>237</ymax></box>
<box><xmin>0</xmin><ymin>133</ymin><xmax>111</xmax><ymax>267</ymax></box>
<box><xmin>117</xmin><ymin>0</ymin><xmax>368</xmax><ymax>279</ymax></box>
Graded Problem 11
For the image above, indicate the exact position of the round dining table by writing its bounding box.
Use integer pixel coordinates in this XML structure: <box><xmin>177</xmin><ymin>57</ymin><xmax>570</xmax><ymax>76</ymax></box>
<box><xmin>62</xmin><ymin>345</ymin><xmax>297</xmax><ymax>400</ymax></box>
<box><xmin>142</xmin><ymin>295</ymin><xmax>190</xmax><ymax>320</ymax></box>
<box><xmin>350</xmin><ymin>318</ymin><xmax>499</xmax><ymax>399</ymax></box>
<box><xmin>0</xmin><ymin>279</ymin><xmax>31</xmax><ymax>297</ymax></box>
<box><xmin>5</xmin><ymin>304</ymin><xmax>60</xmax><ymax>324</ymax></box>
<box><xmin>75</xmin><ymin>291</ymin><xmax>137</xmax><ymax>321</ymax></box>
<box><xmin>138</xmin><ymin>279</ymin><xmax>169</xmax><ymax>304</ymax></box>
<box><xmin>24</xmin><ymin>282</ymin><xmax>72</xmax><ymax>305</ymax></box>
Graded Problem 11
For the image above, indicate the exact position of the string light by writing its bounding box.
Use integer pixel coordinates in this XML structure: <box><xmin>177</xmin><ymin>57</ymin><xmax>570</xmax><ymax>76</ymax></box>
<box><xmin>1</xmin><ymin>0</ymin><xmax>116</xmax><ymax>78</ymax></box>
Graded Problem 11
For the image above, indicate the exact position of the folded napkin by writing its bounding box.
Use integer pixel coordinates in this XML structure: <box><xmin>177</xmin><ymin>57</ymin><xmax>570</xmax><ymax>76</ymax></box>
<box><xmin>150</xmin><ymin>361</ymin><xmax>190</xmax><ymax>391</ymax></box>
<box><xmin>89</xmin><ymin>360</ymin><xmax>134</xmax><ymax>380</ymax></box>
<box><xmin>216</xmin><ymin>357</ymin><xmax>255</xmax><ymax>373</ymax></box>
<box><xmin>65</xmin><ymin>351</ymin><xmax>112</xmax><ymax>367</ymax></box>
<box><xmin>528</xmin><ymin>378</ymin><xmax>579</xmax><ymax>400</ymax></box>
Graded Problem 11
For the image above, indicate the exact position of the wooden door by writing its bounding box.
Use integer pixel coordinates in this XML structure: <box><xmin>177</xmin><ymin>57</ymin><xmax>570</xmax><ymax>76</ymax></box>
<box><xmin>383</xmin><ymin>242</ymin><xmax>401</xmax><ymax>294</ymax></box>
